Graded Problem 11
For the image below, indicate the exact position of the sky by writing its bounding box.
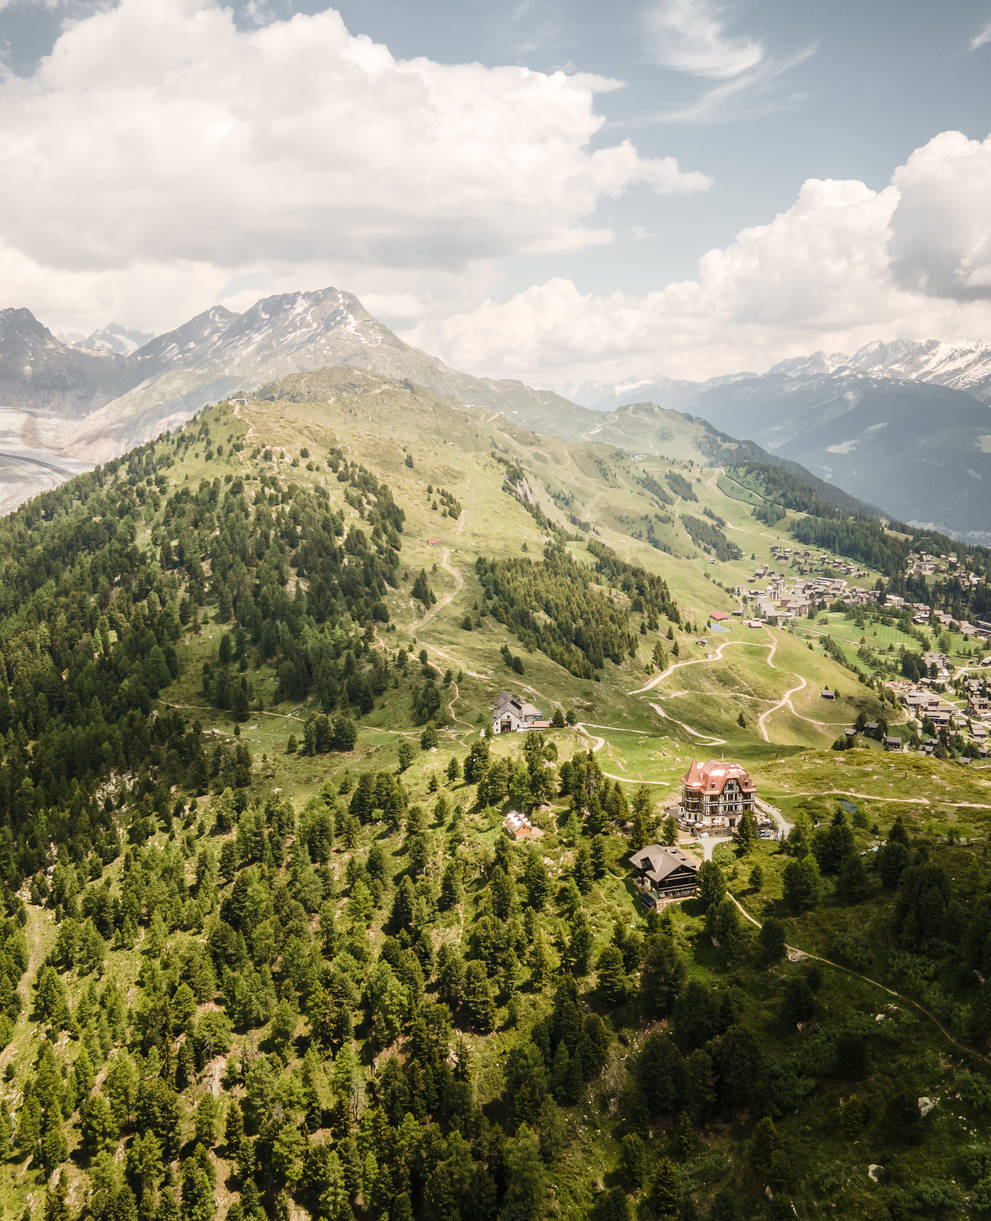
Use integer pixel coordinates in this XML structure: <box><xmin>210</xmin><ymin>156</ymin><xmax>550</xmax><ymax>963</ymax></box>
<box><xmin>0</xmin><ymin>0</ymin><xmax>989</xmax><ymax>392</ymax></box>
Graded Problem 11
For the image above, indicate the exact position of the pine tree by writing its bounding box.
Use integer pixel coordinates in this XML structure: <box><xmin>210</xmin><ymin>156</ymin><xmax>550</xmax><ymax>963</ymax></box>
<box><xmin>706</xmin><ymin>896</ymin><xmax>743</xmax><ymax>961</ymax></box>
<box><xmin>735</xmin><ymin>807</ymin><xmax>759</xmax><ymax>853</ymax></box>
<box><xmin>224</xmin><ymin>1100</ymin><xmax>245</xmax><ymax>1150</ymax></box>
<box><xmin>596</xmin><ymin>945</ymin><xmax>627</xmax><ymax>1006</ymax></box>
<box><xmin>463</xmin><ymin>962</ymin><xmax>496</xmax><ymax>1032</ymax></box>
<box><xmin>411</xmin><ymin>570</ymin><xmax>436</xmax><ymax>607</ymax></box>
<box><xmin>696</xmin><ymin>861</ymin><xmax>726</xmax><ymax>911</ymax></box>
<box><xmin>572</xmin><ymin>842</ymin><xmax>593</xmax><ymax>893</ymax></box>
<box><xmin>332</xmin><ymin>715</ymin><xmax>357</xmax><ymax>752</ymax></box>
<box><xmin>231</xmin><ymin>676</ymin><xmax>250</xmax><ymax>722</ymax></box>
<box><xmin>782</xmin><ymin>854</ymin><xmax>823</xmax><ymax>913</ymax></box>
<box><xmin>640</xmin><ymin>934</ymin><xmax>685</xmax><ymax>1018</ymax></box>
<box><xmin>645</xmin><ymin>1156</ymin><xmax>681</xmax><ymax>1215</ymax></box>
<box><xmin>758</xmin><ymin>917</ymin><xmax>786</xmax><ymax>964</ymax></box>
<box><xmin>500</xmin><ymin>1124</ymin><xmax>546</xmax><ymax>1221</ymax></box>
<box><xmin>530</xmin><ymin>935</ymin><xmax>549</xmax><ymax>989</ymax></box>
<box><xmin>40</xmin><ymin>1109</ymin><xmax>68</xmax><ymax>1171</ymax></box>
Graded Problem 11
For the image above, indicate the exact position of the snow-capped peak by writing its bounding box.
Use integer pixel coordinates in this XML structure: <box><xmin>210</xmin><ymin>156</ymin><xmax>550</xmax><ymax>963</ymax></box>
<box><xmin>73</xmin><ymin>323</ymin><xmax>156</xmax><ymax>358</ymax></box>
<box><xmin>841</xmin><ymin>338</ymin><xmax>991</xmax><ymax>399</ymax></box>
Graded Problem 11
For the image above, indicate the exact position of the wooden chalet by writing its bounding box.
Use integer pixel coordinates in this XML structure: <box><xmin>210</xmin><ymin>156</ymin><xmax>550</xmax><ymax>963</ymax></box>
<box><xmin>628</xmin><ymin>844</ymin><xmax>700</xmax><ymax>909</ymax></box>
<box><xmin>503</xmin><ymin>810</ymin><xmax>535</xmax><ymax>840</ymax></box>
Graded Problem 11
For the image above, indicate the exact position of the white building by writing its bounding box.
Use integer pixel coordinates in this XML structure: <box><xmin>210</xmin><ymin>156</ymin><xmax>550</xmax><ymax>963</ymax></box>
<box><xmin>491</xmin><ymin>692</ymin><xmax>552</xmax><ymax>735</ymax></box>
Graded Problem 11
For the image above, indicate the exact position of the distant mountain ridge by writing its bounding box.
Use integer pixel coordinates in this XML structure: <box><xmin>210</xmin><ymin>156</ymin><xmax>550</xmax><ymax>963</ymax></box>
<box><xmin>0</xmin><ymin>307</ymin><xmax>132</xmax><ymax>417</ymax></box>
<box><xmin>66</xmin><ymin>323</ymin><xmax>156</xmax><ymax>358</ymax></box>
<box><xmin>0</xmin><ymin>288</ymin><xmax>611</xmax><ymax>473</ymax></box>
<box><xmin>1</xmin><ymin>291</ymin><xmax>989</xmax><ymax>538</ymax></box>
<box><xmin>581</xmin><ymin>340</ymin><xmax>991</xmax><ymax>542</ymax></box>
<box><xmin>584</xmin><ymin>339</ymin><xmax>991</xmax><ymax>412</ymax></box>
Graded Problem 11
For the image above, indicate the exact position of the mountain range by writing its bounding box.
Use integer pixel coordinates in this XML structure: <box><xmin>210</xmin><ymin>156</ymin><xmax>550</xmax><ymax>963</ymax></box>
<box><xmin>584</xmin><ymin>339</ymin><xmax>991</xmax><ymax>412</ymax></box>
<box><xmin>581</xmin><ymin>341</ymin><xmax>991</xmax><ymax>541</ymax></box>
<box><xmin>1</xmin><ymin>290</ymin><xmax>990</xmax><ymax>538</ymax></box>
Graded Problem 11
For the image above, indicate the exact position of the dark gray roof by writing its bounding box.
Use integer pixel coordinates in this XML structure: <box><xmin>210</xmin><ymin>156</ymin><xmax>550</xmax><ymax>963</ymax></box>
<box><xmin>493</xmin><ymin>691</ymin><xmax>542</xmax><ymax>718</ymax></box>
<box><xmin>628</xmin><ymin>844</ymin><xmax>699</xmax><ymax>884</ymax></box>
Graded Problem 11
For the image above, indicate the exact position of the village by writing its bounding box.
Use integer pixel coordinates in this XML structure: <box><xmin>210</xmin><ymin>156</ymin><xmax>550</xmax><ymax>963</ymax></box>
<box><xmin>886</xmin><ymin>663</ymin><xmax>991</xmax><ymax>762</ymax></box>
<box><xmin>716</xmin><ymin>543</ymin><xmax>991</xmax><ymax>763</ymax></box>
<box><xmin>731</xmin><ymin>544</ymin><xmax>991</xmax><ymax>640</ymax></box>
<box><xmin>732</xmin><ymin>544</ymin><xmax>878</xmax><ymax>627</ymax></box>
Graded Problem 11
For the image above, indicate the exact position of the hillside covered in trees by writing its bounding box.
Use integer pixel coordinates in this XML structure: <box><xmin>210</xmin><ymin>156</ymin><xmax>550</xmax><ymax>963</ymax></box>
<box><xmin>0</xmin><ymin>369</ymin><xmax>989</xmax><ymax>1221</ymax></box>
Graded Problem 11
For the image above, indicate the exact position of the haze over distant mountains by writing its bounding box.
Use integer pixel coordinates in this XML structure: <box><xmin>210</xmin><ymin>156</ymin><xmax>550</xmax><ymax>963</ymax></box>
<box><xmin>584</xmin><ymin>339</ymin><xmax>991</xmax><ymax>411</ymax></box>
<box><xmin>67</xmin><ymin>323</ymin><xmax>156</xmax><ymax>358</ymax></box>
<box><xmin>0</xmin><ymin>289</ymin><xmax>595</xmax><ymax>511</ymax></box>
<box><xmin>582</xmin><ymin>340</ymin><xmax>991</xmax><ymax>541</ymax></box>
<box><xmin>1</xmin><ymin>288</ymin><xmax>990</xmax><ymax>540</ymax></box>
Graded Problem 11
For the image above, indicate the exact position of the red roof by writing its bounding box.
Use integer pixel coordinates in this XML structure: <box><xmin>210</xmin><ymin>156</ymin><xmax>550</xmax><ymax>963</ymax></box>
<box><xmin>682</xmin><ymin>758</ymin><xmax>755</xmax><ymax>795</ymax></box>
<box><xmin>709</xmin><ymin>611</ymin><xmax>730</xmax><ymax>621</ymax></box>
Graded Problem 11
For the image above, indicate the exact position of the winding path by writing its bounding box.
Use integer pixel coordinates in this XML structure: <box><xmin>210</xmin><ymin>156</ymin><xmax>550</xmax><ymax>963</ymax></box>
<box><xmin>648</xmin><ymin>701</ymin><xmax>725</xmax><ymax>747</ymax></box>
<box><xmin>574</xmin><ymin>722</ymin><xmax>675</xmax><ymax>787</ymax></box>
<box><xmin>757</xmin><ymin>674</ymin><xmax>808</xmax><ymax>742</ymax></box>
<box><xmin>408</xmin><ymin>506</ymin><xmax>487</xmax><ymax>682</ymax></box>
<box><xmin>631</xmin><ymin>629</ymin><xmax>816</xmax><ymax>745</ymax></box>
<box><xmin>630</xmin><ymin>636</ymin><xmax>775</xmax><ymax>696</ymax></box>
<box><xmin>632</xmin><ymin>625</ymin><xmax>842</xmax><ymax>746</ymax></box>
<box><xmin>727</xmin><ymin>893</ymin><xmax>991</xmax><ymax>1068</ymax></box>
<box><xmin>411</xmin><ymin>544</ymin><xmax>464</xmax><ymax>633</ymax></box>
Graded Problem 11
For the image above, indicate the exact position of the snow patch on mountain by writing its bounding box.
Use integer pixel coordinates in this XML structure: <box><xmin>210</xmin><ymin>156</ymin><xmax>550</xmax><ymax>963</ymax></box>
<box><xmin>795</xmin><ymin>339</ymin><xmax>991</xmax><ymax>401</ymax></box>
<box><xmin>70</xmin><ymin>324</ymin><xmax>155</xmax><ymax>357</ymax></box>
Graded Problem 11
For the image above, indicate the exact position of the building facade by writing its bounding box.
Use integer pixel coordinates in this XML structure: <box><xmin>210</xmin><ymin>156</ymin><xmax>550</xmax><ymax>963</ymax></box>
<box><xmin>679</xmin><ymin>759</ymin><xmax>756</xmax><ymax>830</ymax></box>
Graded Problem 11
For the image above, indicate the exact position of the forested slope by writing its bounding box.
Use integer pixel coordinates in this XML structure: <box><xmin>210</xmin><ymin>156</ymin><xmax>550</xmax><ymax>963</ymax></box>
<box><xmin>0</xmin><ymin>369</ymin><xmax>988</xmax><ymax>1221</ymax></box>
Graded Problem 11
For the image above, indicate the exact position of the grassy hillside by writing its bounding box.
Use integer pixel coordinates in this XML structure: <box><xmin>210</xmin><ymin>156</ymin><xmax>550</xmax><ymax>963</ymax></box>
<box><xmin>1</xmin><ymin>367</ymin><xmax>991</xmax><ymax>1221</ymax></box>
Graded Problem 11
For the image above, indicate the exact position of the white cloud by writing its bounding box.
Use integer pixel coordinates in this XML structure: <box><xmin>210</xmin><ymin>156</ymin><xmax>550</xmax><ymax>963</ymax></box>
<box><xmin>405</xmin><ymin>130</ymin><xmax>991</xmax><ymax>388</ymax></box>
<box><xmin>654</xmin><ymin>43</ymin><xmax>816</xmax><ymax>123</ymax></box>
<box><xmin>641</xmin><ymin>0</ymin><xmax>814</xmax><ymax>123</ymax></box>
<box><xmin>970</xmin><ymin>19</ymin><xmax>991</xmax><ymax>51</ymax></box>
<box><xmin>643</xmin><ymin>0</ymin><xmax>763</xmax><ymax>78</ymax></box>
<box><xmin>889</xmin><ymin>131</ymin><xmax>991</xmax><ymax>299</ymax></box>
<box><xmin>0</xmin><ymin>0</ymin><xmax>708</xmax><ymax>333</ymax></box>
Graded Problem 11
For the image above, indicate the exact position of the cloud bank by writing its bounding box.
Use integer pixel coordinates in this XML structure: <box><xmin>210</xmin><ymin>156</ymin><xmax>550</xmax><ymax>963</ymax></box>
<box><xmin>1</xmin><ymin>0</ymin><xmax>988</xmax><ymax>394</ymax></box>
<box><xmin>0</xmin><ymin>0</ymin><xmax>708</xmax><ymax>333</ymax></box>
<box><xmin>406</xmin><ymin>131</ymin><xmax>991</xmax><ymax>387</ymax></box>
